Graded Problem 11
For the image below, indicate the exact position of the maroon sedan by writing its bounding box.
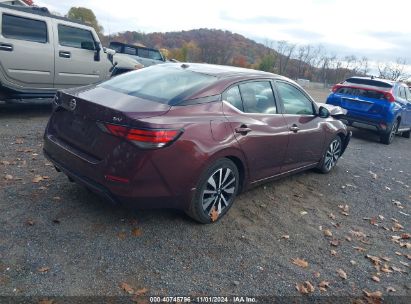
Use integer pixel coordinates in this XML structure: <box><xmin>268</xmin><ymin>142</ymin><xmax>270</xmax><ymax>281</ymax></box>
<box><xmin>43</xmin><ymin>63</ymin><xmax>351</xmax><ymax>223</ymax></box>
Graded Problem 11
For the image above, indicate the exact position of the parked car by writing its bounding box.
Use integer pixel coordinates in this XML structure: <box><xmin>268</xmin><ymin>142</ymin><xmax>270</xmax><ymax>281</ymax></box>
<box><xmin>326</xmin><ymin>76</ymin><xmax>411</xmax><ymax>144</ymax></box>
<box><xmin>109</xmin><ymin>41</ymin><xmax>166</xmax><ymax>67</ymax></box>
<box><xmin>0</xmin><ymin>4</ymin><xmax>140</xmax><ymax>102</ymax></box>
<box><xmin>43</xmin><ymin>63</ymin><xmax>351</xmax><ymax>223</ymax></box>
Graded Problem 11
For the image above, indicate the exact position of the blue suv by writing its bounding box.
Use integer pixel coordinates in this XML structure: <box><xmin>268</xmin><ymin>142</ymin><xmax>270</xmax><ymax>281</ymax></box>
<box><xmin>326</xmin><ymin>77</ymin><xmax>411</xmax><ymax>144</ymax></box>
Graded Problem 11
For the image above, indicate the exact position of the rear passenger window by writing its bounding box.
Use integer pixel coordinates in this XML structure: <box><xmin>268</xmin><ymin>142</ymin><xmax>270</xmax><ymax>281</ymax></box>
<box><xmin>224</xmin><ymin>86</ymin><xmax>243</xmax><ymax>111</ymax></box>
<box><xmin>398</xmin><ymin>87</ymin><xmax>406</xmax><ymax>99</ymax></box>
<box><xmin>406</xmin><ymin>88</ymin><xmax>411</xmax><ymax>102</ymax></box>
<box><xmin>58</xmin><ymin>24</ymin><xmax>95</xmax><ymax>49</ymax></box>
<box><xmin>239</xmin><ymin>82</ymin><xmax>277</xmax><ymax>114</ymax></box>
<box><xmin>138</xmin><ymin>48</ymin><xmax>149</xmax><ymax>58</ymax></box>
<box><xmin>2</xmin><ymin>14</ymin><xmax>47</xmax><ymax>43</ymax></box>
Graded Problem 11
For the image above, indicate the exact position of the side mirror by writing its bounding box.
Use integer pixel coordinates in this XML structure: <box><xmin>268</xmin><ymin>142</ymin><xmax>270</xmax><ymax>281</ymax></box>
<box><xmin>94</xmin><ymin>42</ymin><xmax>101</xmax><ymax>62</ymax></box>
<box><xmin>318</xmin><ymin>106</ymin><xmax>330</xmax><ymax>118</ymax></box>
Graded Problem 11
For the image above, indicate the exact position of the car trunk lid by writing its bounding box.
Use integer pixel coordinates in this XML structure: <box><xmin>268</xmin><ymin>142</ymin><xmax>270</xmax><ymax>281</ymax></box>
<box><xmin>48</xmin><ymin>87</ymin><xmax>171</xmax><ymax>160</ymax></box>
<box><xmin>329</xmin><ymin>85</ymin><xmax>392</xmax><ymax>115</ymax></box>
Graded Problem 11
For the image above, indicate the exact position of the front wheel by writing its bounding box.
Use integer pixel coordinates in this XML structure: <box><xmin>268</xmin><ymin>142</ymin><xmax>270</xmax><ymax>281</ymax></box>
<box><xmin>186</xmin><ymin>158</ymin><xmax>239</xmax><ymax>224</ymax></box>
<box><xmin>317</xmin><ymin>136</ymin><xmax>342</xmax><ymax>174</ymax></box>
<box><xmin>401</xmin><ymin>129</ymin><xmax>410</xmax><ymax>139</ymax></box>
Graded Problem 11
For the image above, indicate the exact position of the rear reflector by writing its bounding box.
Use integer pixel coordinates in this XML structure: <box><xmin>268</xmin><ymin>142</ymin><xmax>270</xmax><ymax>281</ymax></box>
<box><xmin>100</xmin><ymin>123</ymin><xmax>182</xmax><ymax>148</ymax></box>
<box><xmin>105</xmin><ymin>174</ymin><xmax>130</xmax><ymax>183</ymax></box>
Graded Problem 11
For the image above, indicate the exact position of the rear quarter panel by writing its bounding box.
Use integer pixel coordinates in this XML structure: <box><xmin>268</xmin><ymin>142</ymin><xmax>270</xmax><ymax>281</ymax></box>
<box><xmin>141</xmin><ymin>101</ymin><xmax>248</xmax><ymax>205</ymax></box>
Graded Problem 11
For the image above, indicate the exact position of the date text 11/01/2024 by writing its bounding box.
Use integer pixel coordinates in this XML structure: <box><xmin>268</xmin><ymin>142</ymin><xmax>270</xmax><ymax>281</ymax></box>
<box><xmin>149</xmin><ymin>296</ymin><xmax>257</xmax><ymax>303</ymax></box>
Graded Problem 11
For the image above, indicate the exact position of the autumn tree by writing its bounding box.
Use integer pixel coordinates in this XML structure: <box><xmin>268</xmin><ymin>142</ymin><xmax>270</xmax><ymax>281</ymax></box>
<box><xmin>258</xmin><ymin>54</ymin><xmax>276</xmax><ymax>72</ymax></box>
<box><xmin>67</xmin><ymin>7</ymin><xmax>104</xmax><ymax>38</ymax></box>
<box><xmin>232</xmin><ymin>55</ymin><xmax>249</xmax><ymax>68</ymax></box>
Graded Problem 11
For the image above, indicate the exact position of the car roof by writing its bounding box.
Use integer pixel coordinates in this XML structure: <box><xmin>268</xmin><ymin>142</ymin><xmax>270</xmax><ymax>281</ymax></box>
<box><xmin>149</xmin><ymin>63</ymin><xmax>296</xmax><ymax>102</ymax></box>
<box><xmin>163</xmin><ymin>62</ymin><xmax>285</xmax><ymax>80</ymax></box>
<box><xmin>0</xmin><ymin>3</ymin><xmax>88</xmax><ymax>27</ymax></box>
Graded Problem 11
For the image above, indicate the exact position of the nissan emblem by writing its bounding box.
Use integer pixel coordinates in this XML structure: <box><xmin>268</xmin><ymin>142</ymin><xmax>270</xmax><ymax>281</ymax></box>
<box><xmin>68</xmin><ymin>98</ymin><xmax>77</xmax><ymax>111</ymax></box>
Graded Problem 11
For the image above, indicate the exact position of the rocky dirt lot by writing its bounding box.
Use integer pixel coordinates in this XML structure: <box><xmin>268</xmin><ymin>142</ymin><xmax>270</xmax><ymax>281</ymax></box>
<box><xmin>0</xmin><ymin>92</ymin><xmax>410</xmax><ymax>303</ymax></box>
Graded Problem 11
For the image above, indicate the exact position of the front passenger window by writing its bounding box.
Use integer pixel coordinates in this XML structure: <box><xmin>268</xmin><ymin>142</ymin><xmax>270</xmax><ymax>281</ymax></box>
<box><xmin>276</xmin><ymin>82</ymin><xmax>314</xmax><ymax>115</ymax></box>
<box><xmin>58</xmin><ymin>24</ymin><xmax>95</xmax><ymax>49</ymax></box>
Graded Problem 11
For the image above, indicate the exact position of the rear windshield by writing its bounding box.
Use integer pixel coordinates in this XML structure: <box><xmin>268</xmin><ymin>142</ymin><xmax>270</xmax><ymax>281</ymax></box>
<box><xmin>336</xmin><ymin>87</ymin><xmax>386</xmax><ymax>99</ymax></box>
<box><xmin>345</xmin><ymin>78</ymin><xmax>393</xmax><ymax>88</ymax></box>
<box><xmin>100</xmin><ymin>65</ymin><xmax>217</xmax><ymax>105</ymax></box>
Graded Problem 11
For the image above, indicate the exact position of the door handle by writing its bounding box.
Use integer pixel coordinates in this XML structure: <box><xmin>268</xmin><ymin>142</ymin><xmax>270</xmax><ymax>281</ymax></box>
<box><xmin>59</xmin><ymin>51</ymin><xmax>71</xmax><ymax>58</ymax></box>
<box><xmin>290</xmin><ymin>124</ymin><xmax>300</xmax><ymax>133</ymax></box>
<box><xmin>0</xmin><ymin>43</ymin><xmax>13</xmax><ymax>51</ymax></box>
<box><xmin>235</xmin><ymin>125</ymin><xmax>252</xmax><ymax>135</ymax></box>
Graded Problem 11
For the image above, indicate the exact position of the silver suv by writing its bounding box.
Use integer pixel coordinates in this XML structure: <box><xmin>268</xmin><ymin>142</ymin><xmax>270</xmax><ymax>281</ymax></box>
<box><xmin>0</xmin><ymin>4</ymin><xmax>138</xmax><ymax>102</ymax></box>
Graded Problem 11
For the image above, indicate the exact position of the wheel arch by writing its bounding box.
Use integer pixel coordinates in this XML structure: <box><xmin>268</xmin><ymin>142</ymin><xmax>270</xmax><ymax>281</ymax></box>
<box><xmin>202</xmin><ymin>147</ymin><xmax>249</xmax><ymax>193</ymax></box>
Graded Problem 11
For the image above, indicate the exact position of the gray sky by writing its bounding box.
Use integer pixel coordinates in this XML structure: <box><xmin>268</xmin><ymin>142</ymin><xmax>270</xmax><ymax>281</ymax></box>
<box><xmin>36</xmin><ymin>0</ymin><xmax>411</xmax><ymax>71</ymax></box>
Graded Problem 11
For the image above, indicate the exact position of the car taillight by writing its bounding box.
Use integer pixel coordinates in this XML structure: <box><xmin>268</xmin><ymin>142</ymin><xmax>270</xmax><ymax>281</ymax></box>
<box><xmin>100</xmin><ymin>123</ymin><xmax>182</xmax><ymax>149</ymax></box>
<box><xmin>383</xmin><ymin>92</ymin><xmax>395</xmax><ymax>102</ymax></box>
<box><xmin>331</xmin><ymin>84</ymin><xmax>342</xmax><ymax>93</ymax></box>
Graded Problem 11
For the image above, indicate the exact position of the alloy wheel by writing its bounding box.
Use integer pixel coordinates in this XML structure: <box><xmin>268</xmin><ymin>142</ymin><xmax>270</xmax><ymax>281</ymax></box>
<box><xmin>324</xmin><ymin>139</ymin><xmax>341</xmax><ymax>171</ymax></box>
<box><xmin>389</xmin><ymin>121</ymin><xmax>398</xmax><ymax>143</ymax></box>
<box><xmin>201</xmin><ymin>167</ymin><xmax>236</xmax><ymax>216</ymax></box>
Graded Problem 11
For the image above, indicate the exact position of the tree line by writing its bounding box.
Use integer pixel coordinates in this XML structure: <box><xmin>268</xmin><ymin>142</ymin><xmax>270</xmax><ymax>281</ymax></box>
<box><xmin>62</xmin><ymin>6</ymin><xmax>409</xmax><ymax>86</ymax></box>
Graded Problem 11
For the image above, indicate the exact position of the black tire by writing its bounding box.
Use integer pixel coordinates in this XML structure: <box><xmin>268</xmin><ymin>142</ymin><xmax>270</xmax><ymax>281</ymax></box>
<box><xmin>380</xmin><ymin>120</ymin><xmax>399</xmax><ymax>145</ymax></box>
<box><xmin>186</xmin><ymin>158</ymin><xmax>240</xmax><ymax>224</ymax></box>
<box><xmin>402</xmin><ymin>129</ymin><xmax>410</xmax><ymax>138</ymax></box>
<box><xmin>317</xmin><ymin>136</ymin><xmax>342</xmax><ymax>174</ymax></box>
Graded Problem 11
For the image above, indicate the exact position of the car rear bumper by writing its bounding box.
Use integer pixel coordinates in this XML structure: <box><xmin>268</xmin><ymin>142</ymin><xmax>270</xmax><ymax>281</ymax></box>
<box><xmin>341</xmin><ymin>114</ymin><xmax>393</xmax><ymax>132</ymax></box>
<box><xmin>43</xmin><ymin>133</ymin><xmax>190</xmax><ymax>210</ymax></box>
<box><xmin>44</xmin><ymin>149</ymin><xmax>120</xmax><ymax>205</ymax></box>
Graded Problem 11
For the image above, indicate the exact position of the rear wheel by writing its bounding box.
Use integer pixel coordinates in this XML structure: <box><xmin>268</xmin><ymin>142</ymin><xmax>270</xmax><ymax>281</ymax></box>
<box><xmin>380</xmin><ymin>120</ymin><xmax>399</xmax><ymax>145</ymax></box>
<box><xmin>317</xmin><ymin>136</ymin><xmax>342</xmax><ymax>174</ymax></box>
<box><xmin>186</xmin><ymin>158</ymin><xmax>239</xmax><ymax>224</ymax></box>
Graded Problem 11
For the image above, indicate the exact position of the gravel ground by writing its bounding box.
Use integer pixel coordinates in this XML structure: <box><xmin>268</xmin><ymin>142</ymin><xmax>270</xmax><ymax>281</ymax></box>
<box><xmin>0</xmin><ymin>91</ymin><xmax>410</xmax><ymax>302</ymax></box>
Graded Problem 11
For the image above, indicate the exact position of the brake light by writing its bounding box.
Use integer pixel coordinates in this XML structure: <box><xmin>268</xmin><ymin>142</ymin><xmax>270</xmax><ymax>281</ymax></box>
<box><xmin>101</xmin><ymin>123</ymin><xmax>182</xmax><ymax>148</ymax></box>
<box><xmin>331</xmin><ymin>84</ymin><xmax>342</xmax><ymax>93</ymax></box>
<box><xmin>126</xmin><ymin>129</ymin><xmax>179</xmax><ymax>143</ymax></box>
<box><xmin>383</xmin><ymin>92</ymin><xmax>395</xmax><ymax>102</ymax></box>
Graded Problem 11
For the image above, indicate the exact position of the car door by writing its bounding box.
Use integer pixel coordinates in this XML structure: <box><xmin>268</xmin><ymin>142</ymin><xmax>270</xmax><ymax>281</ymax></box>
<box><xmin>274</xmin><ymin>80</ymin><xmax>325</xmax><ymax>171</ymax></box>
<box><xmin>222</xmin><ymin>80</ymin><xmax>289</xmax><ymax>182</ymax></box>
<box><xmin>0</xmin><ymin>11</ymin><xmax>53</xmax><ymax>88</ymax></box>
<box><xmin>52</xmin><ymin>19</ymin><xmax>110</xmax><ymax>88</ymax></box>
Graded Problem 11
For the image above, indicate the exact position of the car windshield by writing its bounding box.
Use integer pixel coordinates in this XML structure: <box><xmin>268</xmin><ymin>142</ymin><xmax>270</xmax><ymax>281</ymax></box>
<box><xmin>336</xmin><ymin>87</ymin><xmax>386</xmax><ymax>99</ymax></box>
<box><xmin>100</xmin><ymin>65</ymin><xmax>217</xmax><ymax>105</ymax></box>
